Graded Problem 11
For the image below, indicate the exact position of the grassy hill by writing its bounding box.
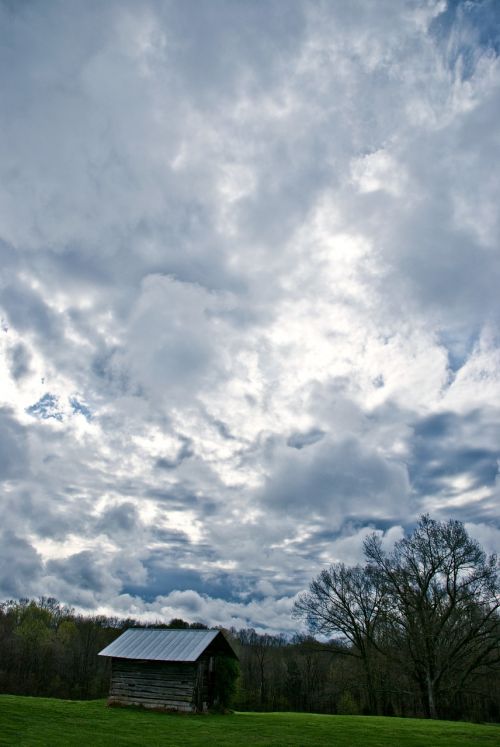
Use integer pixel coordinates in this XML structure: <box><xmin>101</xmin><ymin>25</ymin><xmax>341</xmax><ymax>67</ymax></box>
<box><xmin>0</xmin><ymin>695</ymin><xmax>499</xmax><ymax>746</ymax></box>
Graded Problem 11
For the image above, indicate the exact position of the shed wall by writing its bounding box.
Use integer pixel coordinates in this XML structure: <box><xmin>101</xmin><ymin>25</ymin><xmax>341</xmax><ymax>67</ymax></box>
<box><xmin>109</xmin><ymin>659</ymin><xmax>198</xmax><ymax>712</ymax></box>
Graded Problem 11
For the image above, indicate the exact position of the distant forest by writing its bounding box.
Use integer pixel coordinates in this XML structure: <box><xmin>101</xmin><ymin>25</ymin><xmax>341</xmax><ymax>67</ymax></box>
<box><xmin>0</xmin><ymin>592</ymin><xmax>499</xmax><ymax>722</ymax></box>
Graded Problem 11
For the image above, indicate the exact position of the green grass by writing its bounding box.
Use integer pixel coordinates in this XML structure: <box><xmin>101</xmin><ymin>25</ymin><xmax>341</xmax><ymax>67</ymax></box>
<box><xmin>0</xmin><ymin>695</ymin><xmax>499</xmax><ymax>746</ymax></box>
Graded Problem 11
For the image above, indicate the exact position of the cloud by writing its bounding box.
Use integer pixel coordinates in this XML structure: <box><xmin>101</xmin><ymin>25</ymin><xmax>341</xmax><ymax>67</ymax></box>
<box><xmin>94</xmin><ymin>501</ymin><xmax>140</xmax><ymax>536</ymax></box>
<box><xmin>117</xmin><ymin>274</ymin><xmax>230</xmax><ymax>403</ymax></box>
<box><xmin>155</xmin><ymin>436</ymin><xmax>193</xmax><ymax>470</ymax></box>
<box><xmin>465</xmin><ymin>520</ymin><xmax>500</xmax><ymax>556</ymax></box>
<box><xmin>259</xmin><ymin>437</ymin><xmax>410</xmax><ymax>524</ymax></box>
<box><xmin>0</xmin><ymin>408</ymin><xmax>28</xmax><ymax>480</ymax></box>
<box><xmin>7</xmin><ymin>341</ymin><xmax>31</xmax><ymax>381</ymax></box>
<box><xmin>0</xmin><ymin>531</ymin><xmax>43</xmax><ymax>598</ymax></box>
<box><xmin>0</xmin><ymin>0</ymin><xmax>499</xmax><ymax>631</ymax></box>
<box><xmin>106</xmin><ymin>588</ymin><xmax>300</xmax><ymax>635</ymax></box>
<box><xmin>409</xmin><ymin>407</ymin><xmax>500</xmax><ymax>520</ymax></box>
<box><xmin>46</xmin><ymin>551</ymin><xmax>112</xmax><ymax>594</ymax></box>
<box><xmin>287</xmin><ymin>428</ymin><xmax>325</xmax><ymax>450</ymax></box>
<box><xmin>0</xmin><ymin>280</ymin><xmax>63</xmax><ymax>344</ymax></box>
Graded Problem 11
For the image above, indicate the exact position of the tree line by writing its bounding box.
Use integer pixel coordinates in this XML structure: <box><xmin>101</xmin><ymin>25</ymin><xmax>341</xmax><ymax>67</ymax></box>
<box><xmin>0</xmin><ymin>517</ymin><xmax>498</xmax><ymax>721</ymax></box>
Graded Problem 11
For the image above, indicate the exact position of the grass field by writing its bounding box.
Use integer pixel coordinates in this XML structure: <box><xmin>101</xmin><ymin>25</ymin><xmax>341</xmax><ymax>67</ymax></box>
<box><xmin>0</xmin><ymin>695</ymin><xmax>499</xmax><ymax>746</ymax></box>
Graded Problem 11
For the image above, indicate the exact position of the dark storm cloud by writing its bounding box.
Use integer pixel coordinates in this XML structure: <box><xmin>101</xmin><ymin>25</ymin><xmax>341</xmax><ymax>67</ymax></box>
<box><xmin>11</xmin><ymin>490</ymin><xmax>75</xmax><ymax>541</ymax></box>
<box><xmin>414</xmin><ymin>411</ymin><xmax>461</xmax><ymax>439</ymax></box>
<box><xmin>46</xmin><ymin>552</ymin><xmax>109</xmax><ymax>593</ymax></box>
<box><xmin>0</xmin><ymin>407</ymin><xmax>28</xmax><ymax>480</ymax></box>
<box><xmin>149</xmin><ymin>527</ymin><xmax>192</xmax><ymax>546</ymax></box>
<box><xmin>124</xmin><ymin>565</ymin><xmax>239</xmax><ymax>604</ymax></box>
<box><xmin>414</xmin><ymin>445</ymin><xmax>497</xmax><ymax>490</ymax></box>
<box><xmin>287</xmin><ymin>428</ymin><xmax>325</xmax><ymax>450</ymax></box>
<box><xmin>410</xmin><ymin>408</ymin><xmax>500</xmax><ymax>501</ymax></box>
<box><xmin>1</xmin><ymin>282</ymin><xmax>62</xmax><ymax>341</ymax></box>
<box><xmin>94</xmin><ymin>502</ymin><xmax>139</xmax><ymax>535</ymax></box>
<box><xmin>260</xmin><ymin>437</ymin><xmax>409</xmax><ymax>522</ymax></box>
<box><xmin>0</xmin><ymin>531</ymin><xmax>43</xmax><ymax>598</ymax></box>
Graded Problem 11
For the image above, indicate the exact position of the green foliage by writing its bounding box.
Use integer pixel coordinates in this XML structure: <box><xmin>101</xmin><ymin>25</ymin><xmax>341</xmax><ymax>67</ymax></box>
<box><xmin>0</xmin><ymin>598</ymin><xmax>123</xmax><ymax>699</ymax></box>
<box><xmin>56</xmin><ymin>620</ymin><xmax>78</xmax><ymax>647</ymax></box>
<box><xmin>337</xmin><ymin>691</ymin><xmax>360</xmax><ymax>715</ymax></box>
<box><xmin>1</xmin><ymin>695</ymin><xmax>500</xmax><ymax>746</ymax></box>
<box><xmin>213</xmin><ymin>656</ymin><xmax>240</xmax><ymax>709</ymax></box>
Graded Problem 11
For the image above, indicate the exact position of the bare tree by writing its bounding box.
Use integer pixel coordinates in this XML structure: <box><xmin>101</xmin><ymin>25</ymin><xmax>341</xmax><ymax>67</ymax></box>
<box><xmin>364</xmin><ymin>515</ymin><xmax>500</xmax><ymax>719</ymax></box>
<box><xmin>293</xmin><ymin>563</ymin><xmax>385</xmax><ymax>713</ymax></box>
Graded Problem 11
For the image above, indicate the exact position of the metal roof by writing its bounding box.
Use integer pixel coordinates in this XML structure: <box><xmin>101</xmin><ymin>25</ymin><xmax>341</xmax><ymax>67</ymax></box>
<box><xmin>98</xmin><ymin>628</ymin><xmax>226</xmax><ymax>662</ymax></box>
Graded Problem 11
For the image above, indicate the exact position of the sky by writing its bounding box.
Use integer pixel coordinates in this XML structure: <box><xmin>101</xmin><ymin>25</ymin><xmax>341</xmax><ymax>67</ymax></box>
<box><xmin>1</xmin><ymin>0</ymin><xmax>500</xmax><ymax>634</ymax></box>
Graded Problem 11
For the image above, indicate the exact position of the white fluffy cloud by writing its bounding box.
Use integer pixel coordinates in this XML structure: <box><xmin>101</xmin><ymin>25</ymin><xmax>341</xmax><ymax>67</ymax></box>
<box><xmin>1</xmin><ymin>0</ymin><xmax>499</xmax><ymax>631</ymax></box>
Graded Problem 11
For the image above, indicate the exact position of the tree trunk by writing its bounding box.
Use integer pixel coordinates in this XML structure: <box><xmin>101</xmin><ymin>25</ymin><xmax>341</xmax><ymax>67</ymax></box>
<box><xmin>364</xmin><ymin>658</ymin><xmax>378</xmax><ymax>714</ymax></box>
<box><xmin>426</xmin><ymin>671</ymin><xmax>437</xmax><ymax>719</ymax></box>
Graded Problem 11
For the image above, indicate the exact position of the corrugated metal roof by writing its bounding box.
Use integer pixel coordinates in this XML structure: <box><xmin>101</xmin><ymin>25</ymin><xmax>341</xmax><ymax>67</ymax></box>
<box><xmin>98</xmin><ymin>628</ymin><xmax>223</xmax><ymax>662</ymax></box>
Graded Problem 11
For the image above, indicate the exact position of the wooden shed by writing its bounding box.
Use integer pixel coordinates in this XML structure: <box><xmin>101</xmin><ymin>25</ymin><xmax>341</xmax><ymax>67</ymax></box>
<box><xmin>98</xmin><ymin>628</ymin><xmax>238</xmax><ymax>712</ymax></box>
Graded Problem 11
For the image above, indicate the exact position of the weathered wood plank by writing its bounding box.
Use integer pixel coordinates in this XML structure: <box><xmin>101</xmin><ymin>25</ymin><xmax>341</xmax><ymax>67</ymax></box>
<box><xmin>111</xmin><ymin>680</ymin><xmax>194</xmax><ymax>690</ymax></box>
<box><xmin>110</xmin><ymin>689</ymin><xmax>193</xmax><ymax>700</ymax></box>
<box><xmin>108</xmin><ymin>697</ymin><xmax>195</xmax><ymax>712</ymax></box>
<box><xmin>111</xmin><ymin>680</ymin><xmax>194</xmax><ymax>689</ymax></box>
<box><xmin>113</xmin><ymin>667</ymin><xmax>195</xmax><ymax>676</ymax></box>
<box><xmin>111</xmin><ymin>690</ymin><xmax>193</xmax><ymax>699</ymax></box>
<box><xmin>111</xmin><ymin>684</ymin><xmax>193</xmax><ymax>697</ymax></box>
<box><xmin>113</xmin><ymin>659</ymin><xmax>196</xmax><ymax>673</ymax></box>
<box><xmin>109</xmin><ymin>657</ymin><xmax>204</xmax><ymax>711</ymax></box>
<box><xmin>111</xmin><ymin>675</ymin><xmax>195</xmax><ymax>686</ymax></box>
<box><xmin>111</xmin><ymin>687</ymin><xmax>193</xmax><ymax>697</ymax></box>
<box><xmin>111</xmin><ymin>689</ymin><xmax>193</xmax><ymax>697</ymax></box>
<box><xmin>111</xmin><ymin>675</ymin><xmax>194</xmax><ymax>686</ymax></box>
